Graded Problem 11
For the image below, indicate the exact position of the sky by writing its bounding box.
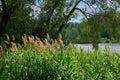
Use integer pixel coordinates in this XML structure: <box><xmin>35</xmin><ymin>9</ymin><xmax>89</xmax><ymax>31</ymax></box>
<box><xmin>70</xmin><ymin>1</ymin><xmax>91</xmax><ymax>23</ymax></box>
<box><xmin>32</xmin><ymin>0</ymin><xmax>120</xmax><ymax>23</ymax></box>
<box><xmin>70</xmin><ymin>0</ymin><xmax>120</xmax><ymax>23</ymax></box>
<box><xmin>33</xmin><ymin>0</ymin><xmax>89</xmax><ymax>23</ymax></box>
<box><xmin>70</xmin><ymin>2</ymin><xmax>86</xmax><ymax>22</ymax></box>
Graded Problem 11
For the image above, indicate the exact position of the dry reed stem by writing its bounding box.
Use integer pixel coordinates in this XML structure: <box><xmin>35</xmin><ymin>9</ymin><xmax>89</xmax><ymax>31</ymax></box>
<box><xmin>35</xmin><ymin>36</ymin><xmax>44</xmax><ymax>47</ymax></box>
<box><xmin>17</xmin><ymin>43</ymin><xmax>22</xmax><ymax>48</ymax></box>
<box><xmin>5</xmin><ymin>34</ymin><xmax>10</xmax><ymax>41</ymax></box>
<box><xmin>59</xmin><ymin>39</ymin><xmax>64</xmax><ymax>47</ymax></box>
<box><xmin>11</xmin><ymin>35</ymin><xmax>15</xmax><ymax>41</ymax></box>
<box><xmin>58</xmin><ymin>34</ymin><xmax>64</xmax><ymax>47</ymax></box>
<box><xmin>0</xmin><ymin>46</ymin><xmax>3</xmax><ymax>53</ymax></box>
<box><xmin>10</xmin><ymin>42</ymin><xmax>17</xmax><ymax>51</ymax></box>
<box><xmin>2</xmin><ymin>44</ymin><xmax>7</xmax><ymax>51</ymax></box>
<box><xmin>4</xmin><ymin>41</ymin><xmax>9</xmax><ymax>45</ymax></box>
<box><xmin>46</xmin><ymin>33</ymin><xmax>50</xmax><ymax>42</ymax></box>
<box><xmin>0</xmin><ymin>34</ymin><xmax>64</xmax><ymax>52</ymax></box>
<box><xmin>58</xmin><ymin>33</ymin><xmax>62</xmax><ymax>39</ymax></box>
<box><xmin>51</xmin><ymin>39</ymin><xmax>55</xmax><ymax>47</ymax></box>
<box><xmin>54</xmin><ymin>39</ymin><xmax>59</xmax><ymax>50</ymax></box>
<box><xmin>28</xmin><ymin>36</ymin><xmax>35</xmax><ymax>44</ymax></box>
<box><xmin>44</xmin><ymin>38</ymin><xmax>50</xmax><ymax>47</ymax></box>
<box><xmin>22</xmin><ymin>35</ymin><xmax>28</xmax><ymax>47</ymax></box>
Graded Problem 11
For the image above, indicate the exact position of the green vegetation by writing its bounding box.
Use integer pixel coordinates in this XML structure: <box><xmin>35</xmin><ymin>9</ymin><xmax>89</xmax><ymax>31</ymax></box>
<box><xmin>0</xmin><ymin>35</ymin><xmax>120</xmax><ymax>80</ymax></box>
<box><xmin>1</xmin><ymin>0</ymin><xmax>120</xmax><ymax>49</ymax></box>
<box><xmin>1</xmin><ymin>0</ymin><xmax>120</xmax><ymax>79</ymax></box>
<box><xmin>63</xmin><ymin>10</ymin><xmax>120</xmax><ymax>49</ymax></box>
<box><xmin>1</xmin><ymin>44</ymin><xmax>120</xmax><ymax>79</ymax></box>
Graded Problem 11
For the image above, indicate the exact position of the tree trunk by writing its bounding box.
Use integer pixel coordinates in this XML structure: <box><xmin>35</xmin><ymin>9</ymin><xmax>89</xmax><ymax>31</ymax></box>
<box><xmin>0</xmin><ymin>0</ymin><xmax>17</xmax><ymax>44</ymax></box>
<box><xmin>57</xmin><ymin>0</ymin><xmax>81</xmax><ymax>34</ymax></box>
<box><xmin>0</xmin><ymin>22</ymin><xmax>6</xmax><ymax>44</ymax></box>
<box><xmin>0</xmin><ymin>13</ymin><xmax>9</xmax><ymax>44</ymax></box>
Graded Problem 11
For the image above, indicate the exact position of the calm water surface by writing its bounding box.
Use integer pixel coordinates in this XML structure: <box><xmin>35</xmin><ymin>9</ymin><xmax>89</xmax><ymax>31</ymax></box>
<box><xmin>75</xmin><ymin>43</ymin><xmax>120</xmax><ymax>53</ymax></box>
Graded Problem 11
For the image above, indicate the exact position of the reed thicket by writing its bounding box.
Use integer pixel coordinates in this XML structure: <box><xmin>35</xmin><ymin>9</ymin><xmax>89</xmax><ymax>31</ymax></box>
<box><xmin>0</xmin><ymin>34</ymin><xmax>120</xmax><ymax>80</ymax></box>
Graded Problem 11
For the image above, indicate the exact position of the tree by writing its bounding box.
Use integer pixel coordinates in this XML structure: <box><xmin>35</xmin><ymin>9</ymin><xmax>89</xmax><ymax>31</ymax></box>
<box><xmin>0</xmin><ymin>0</ymin><xmax>34</xmax><ymax>43</ymax></box>
<box><xmin>80</xmin><ymin>0</ymin><xmax>120</xmax><ymax>50</ymax></box>
<box><xmin>1</xmin><ymin>0</ymin><xmax>120</xmax><ymax>48</ymax></box>
<box><xmin>83</xmin><ymin>7</ymin><xmax>120</xmax><ymax>50</ymax></box>
<box><xmin>33</xmin><ymin>0</ymin><xmax>87</xmax><ymax>39</ymax></box>
<box><xmin>3</xmin><ymin>4</ymin><xmax>36</xmax><ymax>42</ymax></box>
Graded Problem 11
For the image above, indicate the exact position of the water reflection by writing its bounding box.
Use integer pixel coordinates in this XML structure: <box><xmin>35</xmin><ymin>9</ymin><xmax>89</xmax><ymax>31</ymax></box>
<box><xmin>75</xmin><ymin>43</ymin><xmax>120</xmax><ymax>53</ymax></box>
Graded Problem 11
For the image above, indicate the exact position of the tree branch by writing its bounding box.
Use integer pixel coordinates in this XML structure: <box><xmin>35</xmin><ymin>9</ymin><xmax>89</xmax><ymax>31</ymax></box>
<box><xmin>66</xmin><ymin>0</ymin><xmax>81</xmax><ymax>19</ymax></box>
<box><xmin>0</xmin><ymin>0</ymin><xmax>19</xmax><ymax>39</ymax></box>
<box><xmin>7</xmin><ymin>3</ymin><xmax>19</xmax><ymax>18</ymax></box>
<box><xmin>81</xmin><ymin>0</ymin><xmax>95</xmax><ymax>14</ymax></box>
<box><xmin>1</xmin><ymin>0</ymin><xmax>7</xmax><ymax>15</ymax></box>
<box><xmin>75</xmin><ymin>7</ymin><xmax>88</xmax><ymax>20</ymax></box>
<box><xmin>58</xmin><ymin>0</ymin><xmax>82</xmax><ymax>33</ymax></box>
<box><xmin>47</xmin><ymin>0</ymin><xmax>61</xmax><ymax>25</ymax></box>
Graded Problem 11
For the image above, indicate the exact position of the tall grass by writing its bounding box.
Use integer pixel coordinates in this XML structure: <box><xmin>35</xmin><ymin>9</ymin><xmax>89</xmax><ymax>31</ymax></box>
<box><xmin>0</xmin><ymin>34</ymin><xmax>120</xmax><ymax>80</ymax></box>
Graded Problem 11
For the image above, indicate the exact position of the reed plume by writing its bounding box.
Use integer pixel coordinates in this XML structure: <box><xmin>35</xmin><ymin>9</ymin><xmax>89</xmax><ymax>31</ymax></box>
<box><xmin>0</xmin><ymin>33</ymin><xmax>64</xmax><ymax>52</ymax></box>
<box><xmin>10</xmin><ymin>42</ymin><xmax>17</xmax><ymax>51</ymax></box>
<box><xmin>58</xmin><ymin>33</ymin><xmax>64</xmax><ymax>47</ymax></box>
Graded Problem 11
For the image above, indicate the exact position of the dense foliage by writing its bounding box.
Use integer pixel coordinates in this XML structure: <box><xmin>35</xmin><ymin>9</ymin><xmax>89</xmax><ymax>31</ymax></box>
<box><xmin>0</xmin><ymin>0</ymin><xmax>120</xmax><ymax>47</ymax></box>
<box><xmin>0</xmin><ymin>43</ymin><xmax>120</xmax><ymax>79</ymax></box>
<box><xmin>0</xmin><ymin>35</ymin><xmax>120</xmax><ymax>79</ymax></box>
<box><xmin>63</xmin><ymin>10</ymin><xmax>120</xmax><ymax>49</ymax></box>
<box><xmin>0</xmin><ymin>0</ymin><xmax>120</xmax><ymax>79</ymax></box>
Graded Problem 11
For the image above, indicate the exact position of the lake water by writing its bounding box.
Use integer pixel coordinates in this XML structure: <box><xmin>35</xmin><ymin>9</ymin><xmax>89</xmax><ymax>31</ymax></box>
<box><xmin>74</xmin><ymin>43</ymin><xmax>120</xmax><ymax>53</ymax></box>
